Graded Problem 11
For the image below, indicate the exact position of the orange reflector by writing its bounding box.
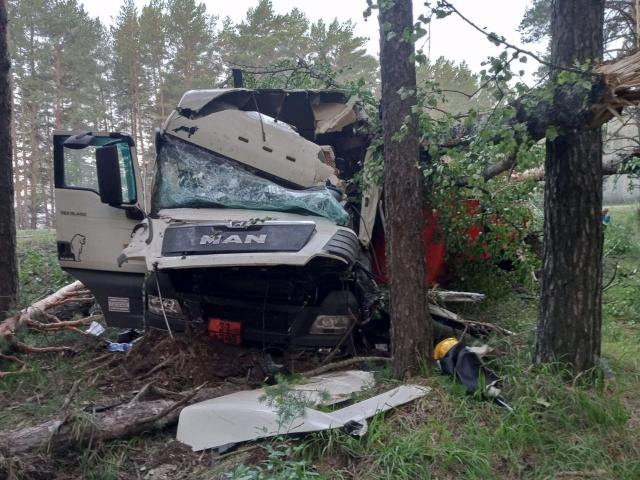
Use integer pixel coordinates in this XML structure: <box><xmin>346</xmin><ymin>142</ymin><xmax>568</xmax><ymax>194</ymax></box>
<box><xmin>208</xmin><ymin>318</ymin><xmax>242</xmax><ymax>346</ymax></box>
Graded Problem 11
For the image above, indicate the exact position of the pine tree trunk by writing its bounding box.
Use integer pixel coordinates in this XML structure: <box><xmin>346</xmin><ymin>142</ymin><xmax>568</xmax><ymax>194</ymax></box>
<box><xmin>28</xmin><ymin>101</ymin><xmax>39</xmax><ymax>229</ymax></box>
<box><xmin>156</xmin><ymin>60</ymin><xmax>165</xmax><ymax>120</ymax></box>
<box><xmin>535</xmin><ymin>0</ymin><xmax>605</xmax><ymax>372</ymax></box>
<box><xmin>47</xmin><ymin>159</ymin><xmax>55</xmax><ymax>226</ymax></box>
<box><xmin>10</xmin><ymin>89</ymin><xmax>25</xmax><ymax>230</ymax></box>
<box><xmin>0</xmin><ymin>0</ymin><xmax>18</xmax><ymax>316</ymax></box>
<box><xmin>159</xmin><ymin>75</ymin><xmax>165</xmax><ymax>120</ymax></box>
<box><xmin>378</xmin><ymin>0</ymin><xmax>432</xmax><ymax>378</ymax></box>
<box><xmin>53</xmin><ymin>45</ymin><xmax>62</xmax><ymax>129</ymax></box>
<box><xmin>136</xmin><ymin>99</ymin><xmax>146</xmax><ymax>199</ymax></box>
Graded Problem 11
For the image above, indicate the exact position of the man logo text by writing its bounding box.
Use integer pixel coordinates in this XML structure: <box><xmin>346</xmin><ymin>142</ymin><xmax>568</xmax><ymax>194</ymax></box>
<box><xmin>200</xmin><ymin>234</ymin><xmax>267</xmax><ymax>245</ymax></box>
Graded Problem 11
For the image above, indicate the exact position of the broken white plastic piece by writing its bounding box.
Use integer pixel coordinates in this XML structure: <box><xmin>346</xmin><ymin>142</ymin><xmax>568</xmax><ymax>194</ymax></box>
<box><xmin>176</xmin><ymin>370</ymin><xmax>429</xmax><ymax>451</ymax></box>
<box><xmin>283</xmin><ymin>370</ymin><xmax>375</xmax><ymax>406</ymax></box>
<box><xmin>85</xmin><ymin>321</ymin><xmax>105</xmax><ymax>337</ymax></box>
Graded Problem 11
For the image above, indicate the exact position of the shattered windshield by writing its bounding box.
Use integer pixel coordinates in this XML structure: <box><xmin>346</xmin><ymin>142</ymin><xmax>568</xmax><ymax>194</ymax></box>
<box><xmin>152</xmin><ymin>135</ymin><xmax>349</xmax><ymax>225</ymax></box>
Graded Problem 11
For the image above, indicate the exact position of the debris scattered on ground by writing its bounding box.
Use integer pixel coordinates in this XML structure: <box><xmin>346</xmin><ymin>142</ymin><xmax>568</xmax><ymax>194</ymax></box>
<box><xmin>0</xmin><ymin>281</ymin><xmax>516</xmax><ymax>476</ymax></box>
<box><xmin>144</xmin><ymin>463</ymin><xmax>178</xmax><ymax>480</ymax></box>
<box><xmin>107</xmin><ymin>341</ymin><xmax>133</xmax><ymax>352</ymax></box>
<box><xmin>429</xmin><ymin>303</ymin><xmax>515</xmax><ymax>336</ymax></box>
<box><xmin>177</xmin><ymin>371</ymin><xmax>429</xmax><ymax>451</ymax></box>
<box><xmin>429</xmin><ymin>289</ymin><xmax>486</xmax><ymax>303</ymax></box>
<box><xmin>85</xmin><ymin>320</ymin><xmax>105</xmax><ymax>336</ymax></box>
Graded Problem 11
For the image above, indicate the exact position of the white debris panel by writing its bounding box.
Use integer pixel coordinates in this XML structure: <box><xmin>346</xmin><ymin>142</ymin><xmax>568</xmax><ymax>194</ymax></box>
<box><xmin>176</xmin><ymin>370</ymin><xmax>430</xmax><ymax>451</ymax></box>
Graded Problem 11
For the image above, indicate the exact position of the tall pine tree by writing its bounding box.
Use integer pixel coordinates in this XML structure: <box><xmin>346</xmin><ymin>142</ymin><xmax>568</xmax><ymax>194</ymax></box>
<box><xmin>0</xmin><ymin>0</ymin><xmax>18</xmax><ymax>316</ymax></box>
<box><xmin>165</xmin><ymin>0</ymin><xmax>217</xmax><ymax>104</ymax></box>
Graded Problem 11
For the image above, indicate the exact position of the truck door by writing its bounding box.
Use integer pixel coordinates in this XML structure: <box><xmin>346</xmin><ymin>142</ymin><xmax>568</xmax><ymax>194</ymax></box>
<box><xmin>53</xmin><ymin>132</ymin><xmax>146</xmax><ymax>328</ymax></box>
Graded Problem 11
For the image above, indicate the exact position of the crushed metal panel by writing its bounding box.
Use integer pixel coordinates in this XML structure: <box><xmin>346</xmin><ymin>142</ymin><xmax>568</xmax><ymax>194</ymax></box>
<box><xmin>329</xmin><ymin>384</ymin><xmax>427</xmax><ymax>424</ymax></box>
<box><xmin>176</xmin><ymin>372</ymin><xmax>429</xmax><ymax>451</ymax></box>
<box><xmin>313</xmin><ymin>97</ymin><xmax>359</xmax><ymax>134</ymax></box>
<box><xmin>177</xmin><ymin>88</ymin><xmax>351</xmax><ymax>123</ymax></box>
<box><xmin>290</xmin><ymin>370</ymin><xmax>375</xmax><ymax>405</ymax></box>
<box><xmin>163</xmin><ymin>110</ymin><xmax>340</xmax><ymax>189</ymax></box>
<box><xmin>358</xmin><ymin>150</ymin><xmax>381</xmax><ymax>247</ymax></box>
<box><xmin>177</xmin><ymin>89</ymin><xmax>253</xmax><ymax>114</ymax></box>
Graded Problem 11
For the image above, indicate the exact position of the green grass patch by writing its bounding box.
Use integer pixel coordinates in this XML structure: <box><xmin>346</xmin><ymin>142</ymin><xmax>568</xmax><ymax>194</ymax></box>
<box><xmin>0</xmin><ymin>340</ymin><xmax>101</xmax><ymax>430</ymax></box>
<box><xmin>16</xmin><ymin>229</ymin><xmax>71</xmax><ymax>308</ymax></box>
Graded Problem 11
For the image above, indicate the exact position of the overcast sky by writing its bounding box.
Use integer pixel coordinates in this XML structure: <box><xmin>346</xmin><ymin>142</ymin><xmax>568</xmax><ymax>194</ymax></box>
<box><xmin>82</xmin><ymin>0</ymin><xmax>542</xmax><ymax>79</ymax></box>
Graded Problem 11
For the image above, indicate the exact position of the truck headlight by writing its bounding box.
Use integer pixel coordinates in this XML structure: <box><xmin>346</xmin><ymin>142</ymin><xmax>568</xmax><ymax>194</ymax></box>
<box><xmin>309</xmin><ymin>315</ymin><xmax>351</xmax><ymax>335</ymax></box>
<box><xmin>148</xmin><ymin>295</ymin><xmax>182</xmax><ymax>316</ymax></box>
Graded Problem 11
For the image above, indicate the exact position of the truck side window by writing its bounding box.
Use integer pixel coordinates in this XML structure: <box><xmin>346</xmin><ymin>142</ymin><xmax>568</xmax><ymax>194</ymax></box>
<box><xmin>63</xmin><ymin>147</ymin><xmax>99</xmax><ymax>192</ymax></box>
<box><xmin>116</xmin><ymin>142</ymin><xmax>136</xmax><ymax>204</ymax></box>
<box><xmin>62</xmin><ymin>140</ymin><xmax>137</xmax><ymax>204</ymax></box>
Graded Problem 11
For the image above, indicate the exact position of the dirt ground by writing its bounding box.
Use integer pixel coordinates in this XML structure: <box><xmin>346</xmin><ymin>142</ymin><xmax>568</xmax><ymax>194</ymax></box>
<box><xmin>0</xmin><ymin>303</ymin><xmax>339</xmax><ymax>480</ymax></box>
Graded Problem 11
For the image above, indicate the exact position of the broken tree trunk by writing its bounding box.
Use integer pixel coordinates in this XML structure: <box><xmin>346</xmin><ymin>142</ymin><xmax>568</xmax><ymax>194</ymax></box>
<box><xmin>451</xmin><ymin>48</ymin><xmax>640</xmax><ymax>187</ymax></box>
<box><xmin>0</xmin><ymin>384</ymin><xmax>241</xmax><ymax>455</ymax></box>
<box><xmin>509</xmin><ymin>147</ymin><xmax>640</xmax><ymax>181</ymax></box>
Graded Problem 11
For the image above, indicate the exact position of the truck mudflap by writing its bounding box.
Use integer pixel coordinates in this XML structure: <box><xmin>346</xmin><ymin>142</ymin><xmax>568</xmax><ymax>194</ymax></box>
<box><xmin>64</xmin><ymin>268</ymin><xmax>144</xmax><ymax>329</ymax></box>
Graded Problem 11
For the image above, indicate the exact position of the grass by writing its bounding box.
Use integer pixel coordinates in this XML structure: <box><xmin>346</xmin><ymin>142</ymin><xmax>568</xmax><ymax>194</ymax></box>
<box><xmin>0</xmin><ymin>331</ymin><xmax>101</xmax><ymax>431</ymax></box>
<box><xmin>1</xmin><ymin>230</ymin><xmax>90</xmax><ymax>431</ymax></box>
<box><xmin>603</xmin><ymin>206</ymin><xmax>640</xmax><ymax>325</ymax></box>
<box><xmin>2</xmin><ymin>209</ymin><xmax>640</xmax><ymax>479</ymax></box>
<box><xmin>266</xmin><ymin>205</ymin><xmax>640</xmax><ymax>480</ymax></box>
<box><xmin>16</xmin><ymin>229</ymin><xmax>71</xmax><ymax>308</ymax></box>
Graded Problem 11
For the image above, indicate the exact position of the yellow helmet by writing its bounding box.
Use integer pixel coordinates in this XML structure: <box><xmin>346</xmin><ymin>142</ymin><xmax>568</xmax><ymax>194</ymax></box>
<box><xmin>434</xmin><ymin>337</ymin><xmax>459</xmax><ymax>360</ymax></box>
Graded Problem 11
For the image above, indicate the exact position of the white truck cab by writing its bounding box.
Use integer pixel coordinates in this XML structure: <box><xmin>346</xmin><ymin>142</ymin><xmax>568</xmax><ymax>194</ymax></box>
<box><xmin>54</xmin><ymin>89</ymin><xmax>379</xmax><ymax>348</ymax></box>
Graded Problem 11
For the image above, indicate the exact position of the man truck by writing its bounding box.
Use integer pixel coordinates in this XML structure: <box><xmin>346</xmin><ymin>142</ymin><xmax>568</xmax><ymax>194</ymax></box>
<box><xmin>54</xmin><ymin>88</ymin><xmax>382</xmax><ymax>348</ymax></box>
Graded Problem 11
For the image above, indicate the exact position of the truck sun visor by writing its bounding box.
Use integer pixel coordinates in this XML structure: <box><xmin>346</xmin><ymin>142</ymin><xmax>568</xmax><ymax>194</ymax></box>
<box><xmin>154</xmin><ymin>135</ymin><xmax>350</xmax><ymax>225</ymax></box>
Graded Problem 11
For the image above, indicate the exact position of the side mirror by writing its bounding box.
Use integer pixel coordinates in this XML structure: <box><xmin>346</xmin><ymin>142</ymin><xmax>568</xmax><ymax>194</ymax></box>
<box><xmin>63</xmin><ymin>131</ymin><xmax>94</xmax><ymax>149</ymax></box>
<box><xmin>96</xmin><ymin>145</ymin><xmax>123</xmax><ymax>205</ymax></box>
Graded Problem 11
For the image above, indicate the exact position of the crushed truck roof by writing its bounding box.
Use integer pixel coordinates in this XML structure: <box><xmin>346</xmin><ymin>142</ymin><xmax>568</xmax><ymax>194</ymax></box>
<box><xmin>175</xmin><ymin>88</ymin><xmax>367</xmax><ymax>140</ymax></box>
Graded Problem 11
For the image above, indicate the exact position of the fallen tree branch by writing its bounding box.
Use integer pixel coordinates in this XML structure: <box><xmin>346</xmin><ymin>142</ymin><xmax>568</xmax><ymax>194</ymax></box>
<box><xmin>0</xmin><ymin>282</ymin><xmax>102</xmax><ymax>371</ymax></box>
<box><xmin>0</xmin><ymin>352</ymin><xmax>26</xmax><ymax>365</ymax></box>
<box><xmin>137</xmin><ymin>383</ymin><xmax>207</xmax><ymax>424</ymax></box>
<box><xmin>439</xmin><ymin>0</ymin><xmax>579</xmax><ymax>74</ymax></box>
<box><xmin>509</xmin><ymin>148</ymin><xmax>640</xmax><ymax>182</ymax></box>
<box><xmin>149</xmin><ymin>385</ymin><xmax>185</xmax><ymax>401</ymax></box>
<box><xmin>86</xmin><ymin>354</ymin><xmax>124</xmax><ymax>375</ymax></box>
<box><xmin>13</xmin><ymin>341</ymin><xmax>76</xmax><ymax>355</ymax></box>
<box><xmin>300</xmin><ymin>356</ymin><xmax>391</xmax><ymax>377</ymax></box>
<box><xmin>128</xmin><ymin>381</ymin><xmax>155</xmax><ymax>406</ymax></box>
<box><xmin>55</xmin><ymin>296</ymin><xmax>94</xmax><ymax>306</ymax></box>
<box><xmin>457</xmin><ymin>146</ymin><xmax>639</xmax><ymax>186</ymax></box>
<box><xmin>428</xmin><ymin>290</ymin><xmax>486</xmax><ymax>303</ymax></box>
<box><xmin>455</xmin><ymin>152</ymin><xmax>518</xmax><ymax>187</ymax></box>
<box><xmin>0</xmin><ymin>281</ymin><xmax>85</xmax><ymax>342</ymax></box>
<box><xmin>140</xmin><ymin>357</ymin><xmax>174</xmax><ymax>379</ymax></box>
<box><xmin>61</xmin><ymin>379</ymin><xmax>82</xmax><ymax>410</ymax></box>
<box><xmin>0</xmin><ymin>366</ymin><xmax>29</xmax><ymax>379</ymax></box>
<box><xmin>24</xmin><ymin>315</ymin><xmax>98</xmax><ymax>332</ymax></box>
<box><xmin>429</xmin><ymin>304</ymin><xmax>515</xmax><ymax>336</ymax></box>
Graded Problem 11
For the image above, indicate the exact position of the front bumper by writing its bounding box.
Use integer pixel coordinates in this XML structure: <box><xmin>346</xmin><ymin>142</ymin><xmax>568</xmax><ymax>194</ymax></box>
<box><xmin>144</xmin><ymin>269</ymin><xmax>359</xmax><ymax>348</ymax></box>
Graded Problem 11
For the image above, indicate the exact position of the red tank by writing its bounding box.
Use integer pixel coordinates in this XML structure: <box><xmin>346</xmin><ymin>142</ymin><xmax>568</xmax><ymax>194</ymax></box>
<box><xmin>370</xmin><ymin>200</ymin><xmax>493</xmax><ymax>286</ymax></box>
